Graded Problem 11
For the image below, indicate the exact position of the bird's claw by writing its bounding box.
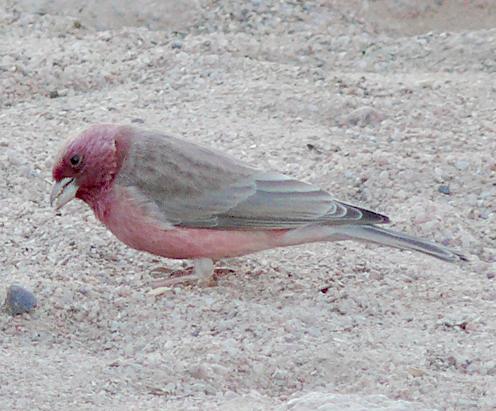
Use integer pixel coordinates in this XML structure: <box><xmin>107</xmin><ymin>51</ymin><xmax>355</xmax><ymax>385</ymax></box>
<box><xmin>149</xmin><ymin>258</ymin><xmax>223</xmax><ymax>295</ymax></box>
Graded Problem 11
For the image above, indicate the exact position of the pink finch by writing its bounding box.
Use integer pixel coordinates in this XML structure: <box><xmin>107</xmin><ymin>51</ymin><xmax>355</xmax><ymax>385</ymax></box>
<box><xmin>51</xmin><ymin>125</ymin><xmax>465</xmax><ymax>285</ymax></box>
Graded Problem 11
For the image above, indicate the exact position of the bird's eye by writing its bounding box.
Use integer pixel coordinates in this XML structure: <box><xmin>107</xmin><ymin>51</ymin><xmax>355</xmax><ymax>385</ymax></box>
<box><xmin>69</xmin><ymin>154</ymin><xmax>82</xmax><ymax>167</ymax></box>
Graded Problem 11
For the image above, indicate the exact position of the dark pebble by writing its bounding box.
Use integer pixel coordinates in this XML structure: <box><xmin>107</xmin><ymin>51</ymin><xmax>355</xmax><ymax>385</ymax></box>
<box><xmin>131</xmin><ymin>118</ymin><xmax>145</xmax><ymax>124</ymax></box>
<box><xmin>438</xmin><ymin>185</ymin><xmax>451</xmax><ymax>195</ymax></box>
<box><xmin>487</xmin><ymin>272</ymin><xmax>495</xmax><ymax>280</ymax></box>
<box><xmin>6</xmin><ymin>285</ymin><xmax>37</xmax><ymax>315</ymax></box>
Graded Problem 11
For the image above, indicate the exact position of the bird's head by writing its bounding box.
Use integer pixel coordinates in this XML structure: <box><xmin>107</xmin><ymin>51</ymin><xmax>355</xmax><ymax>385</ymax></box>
<box><xmin>50</xmin><ymin>125</ymin><xmax>128</xmax><ymax>209</ymax></box>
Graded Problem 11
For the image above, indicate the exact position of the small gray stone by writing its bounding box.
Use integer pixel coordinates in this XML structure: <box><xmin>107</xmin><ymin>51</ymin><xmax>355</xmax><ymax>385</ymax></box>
<box><xmin>438</xmin><ymin>185</ymin><xmax>451</xmax><ymax>195</ymax></box>
<box><xmin>456</xmin><ymin>160</ymin><xmax>470</xmax><ymax>171</ymax></box>
<box><xmin>57</xmin><ymin>88</ymin><xmax>68</xmax><ymax>97</ymax></box>
<box><xmin>6</xmin><ymin>285</ymin><xmax>37</xmax><ymax>315</ymax></box>
<box><xmin>335</xmin><ymin>106</ymin><xmax>387</xmax><ymax>128</ymax></box>
<box><xmin>171</xmin><ymin>40</ymin><xmax>183</xmax><ymax>49</ymax></box>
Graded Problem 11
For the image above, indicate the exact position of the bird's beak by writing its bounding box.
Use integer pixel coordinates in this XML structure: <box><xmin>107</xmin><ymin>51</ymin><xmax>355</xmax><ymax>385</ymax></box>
<box><xmin>50</xmin><ymin>177</ymin><xmax>79</xmax><ymax>209</ymax></box>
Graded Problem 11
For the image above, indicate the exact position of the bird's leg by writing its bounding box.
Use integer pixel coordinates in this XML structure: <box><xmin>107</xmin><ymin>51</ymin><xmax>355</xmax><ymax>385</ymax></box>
<box><xmin>193</xmin><ymin>258</ymin><xmax>216</xmax><ymax>285</ymax></box>
<box><xmin>149</xmin><ymin>258</ymin><xmax>216</xmax><ymax>294</ymax></box>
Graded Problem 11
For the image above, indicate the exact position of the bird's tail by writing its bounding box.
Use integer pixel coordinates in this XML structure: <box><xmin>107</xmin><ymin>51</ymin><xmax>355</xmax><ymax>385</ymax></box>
<box><xmin>334</xmin><ymin>225</ymin><xmax>466</xmax><ymax>262</ymax></box>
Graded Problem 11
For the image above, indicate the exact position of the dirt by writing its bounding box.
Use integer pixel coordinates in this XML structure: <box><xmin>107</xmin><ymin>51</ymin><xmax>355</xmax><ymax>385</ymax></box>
<box><xmin>1</xmin><ymin>1</ymin><xmax>495</xmax><ymax>410</ymax></box>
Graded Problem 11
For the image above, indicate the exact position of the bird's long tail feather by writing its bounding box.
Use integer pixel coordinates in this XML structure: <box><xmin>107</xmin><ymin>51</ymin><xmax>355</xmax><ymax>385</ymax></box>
<box><xmin>334</xmin><ymin>225</ymin><xmax>466</xmax><ymax>262</ymax></box>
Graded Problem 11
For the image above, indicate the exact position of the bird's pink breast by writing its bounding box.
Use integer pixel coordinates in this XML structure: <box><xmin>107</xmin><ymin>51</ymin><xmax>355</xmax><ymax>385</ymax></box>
<box><xmin>92</xmin><ymin>185</ymin><xmax>289</xmax><ymax>260</ymax></box>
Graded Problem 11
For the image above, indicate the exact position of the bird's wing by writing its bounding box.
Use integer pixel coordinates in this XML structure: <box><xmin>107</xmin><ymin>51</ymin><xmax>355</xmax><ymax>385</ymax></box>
<box><xmin>196</xmin><ymin>170</ymin><xmax>390</xmax><ymax>229</ymax></box>
<box><xmin>116</xmin><ymin>128</ymin><xmax>389</xmax><ymax>229</ymax></box>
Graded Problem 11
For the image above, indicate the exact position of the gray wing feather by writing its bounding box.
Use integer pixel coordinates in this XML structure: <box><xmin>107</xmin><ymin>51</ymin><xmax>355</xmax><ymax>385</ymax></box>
<box><xmin>116</xmin><ymin>127</ymin><xmax>389</xmax><ymax>230</ymax></box>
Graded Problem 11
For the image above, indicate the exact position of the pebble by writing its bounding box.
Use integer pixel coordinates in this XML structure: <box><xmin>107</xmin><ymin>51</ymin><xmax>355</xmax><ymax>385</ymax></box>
<box><xmin>5</xmin><ymin>285</ymin><xmax>37</xmax><ymax>315</ymax></box>
<box><xmin>171</xmin><ymin>40</ymin><xmax>183</xmax><ymax>49</ymax></box>
<box><xmin>456</xmin><ymin>160</ymin><xmax>470</xmax><ymax>171</ymax></box>
<box><xmin>57</xmin><ymin>88</ymin><xmax>68</xmax><ymax>97</ymax></box>
<box><xmin>379</xmin><ymin>170</ymin><xmax>389</xmax><ymax>180</ymax></box>
<box><xmin>335</xmin><ymin>106</ymin><xmax>387</xmax><ymax>127</ymax></box>
<box><xmin>438</xmin><ymin>184</ymin><xmax>451</xmax><ymax>195</ymax></box>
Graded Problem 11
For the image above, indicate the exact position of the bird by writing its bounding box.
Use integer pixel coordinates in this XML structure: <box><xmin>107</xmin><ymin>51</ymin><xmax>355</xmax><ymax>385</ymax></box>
<box><xmin>51</xmin><ymin>124</ymin><xmax>465</xmax><ymax>287</ymax></box>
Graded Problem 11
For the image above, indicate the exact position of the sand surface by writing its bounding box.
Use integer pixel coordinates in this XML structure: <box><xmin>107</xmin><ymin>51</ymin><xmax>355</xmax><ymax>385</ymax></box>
<box><xmin>1</xmin><ymin>1</ymin><xmax>495</xmax><ymax>410</ymax></box>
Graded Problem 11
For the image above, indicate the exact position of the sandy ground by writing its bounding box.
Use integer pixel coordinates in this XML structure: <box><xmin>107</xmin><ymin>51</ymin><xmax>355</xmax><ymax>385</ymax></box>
<box><xmin>1</xmin><ymin>1</ymin><xmax>496</xmax><ymax>410</ymax></box>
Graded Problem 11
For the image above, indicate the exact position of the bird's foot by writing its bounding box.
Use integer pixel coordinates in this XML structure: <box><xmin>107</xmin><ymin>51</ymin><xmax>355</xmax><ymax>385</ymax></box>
<box><xmin>149</xmin><ymin>258</ymin><xmax>222</xmax><ymax>295</ymax></box>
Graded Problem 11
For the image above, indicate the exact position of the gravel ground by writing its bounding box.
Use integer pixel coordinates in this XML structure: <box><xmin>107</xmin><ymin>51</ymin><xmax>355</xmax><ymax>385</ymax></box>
<box><xmin>1</xmin><ymin>1</ymin><xmax>496</xmax><ymax>410</ymax></box>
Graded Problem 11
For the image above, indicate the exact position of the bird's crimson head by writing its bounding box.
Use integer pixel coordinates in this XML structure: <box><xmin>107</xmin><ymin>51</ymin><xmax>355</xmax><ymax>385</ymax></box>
<box><xmin>51</xmin><ymin>125</ymin><xmax>127</xmax><ymax>209</ymax></box>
